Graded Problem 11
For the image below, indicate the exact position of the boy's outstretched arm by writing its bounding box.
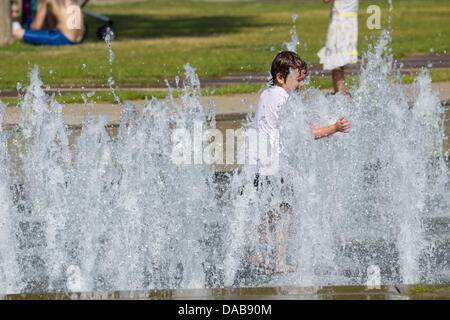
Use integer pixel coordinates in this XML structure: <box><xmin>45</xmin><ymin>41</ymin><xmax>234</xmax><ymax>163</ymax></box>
<box><xmin>311</xmin><ymin>116</ymin><xmax>351</xmax><ymax>140</ymax></box>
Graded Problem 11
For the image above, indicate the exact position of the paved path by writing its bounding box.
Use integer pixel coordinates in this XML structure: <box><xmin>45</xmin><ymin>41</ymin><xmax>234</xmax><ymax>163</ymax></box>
<box><xmin>3</xmin><ymin>81</ymin><xmax>449</xmax><ymax>127</ymax></box>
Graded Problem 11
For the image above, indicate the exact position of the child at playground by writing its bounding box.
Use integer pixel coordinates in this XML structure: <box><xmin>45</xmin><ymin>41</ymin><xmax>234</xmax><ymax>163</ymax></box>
<box><xmin>12</xmin><ymin>0</ymin><xmax>84</xmax><ymax>45</ymax></box>
<box><xmin>252</xmin><ymin>51</ymin><xmax>351</xmax><ymax>273</ymax></box>
<box><xmin>318</xmin><ymin>0</ymin><xmax>359</xmax><ymax>97</ymax></box>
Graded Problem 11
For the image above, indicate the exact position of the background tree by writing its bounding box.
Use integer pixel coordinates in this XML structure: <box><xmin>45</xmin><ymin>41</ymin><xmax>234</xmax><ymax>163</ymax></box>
<box><xmin>0</xmin><ymin>0</ymin><xmax>12</xmax><ymax>46</ymax></box>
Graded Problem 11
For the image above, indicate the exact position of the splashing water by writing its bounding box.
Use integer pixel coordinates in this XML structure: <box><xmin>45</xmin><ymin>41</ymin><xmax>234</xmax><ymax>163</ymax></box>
<box><xmin>284</xmin><ymin>14</ymin><xmax>299</xmax><ymax>53</ymax></box>
<box><xmin>105</xmin><ymin>28</ymin><xmax>115</xmax><ymax>65</ymax></box>
<box><xmin>105</xmin><ymin>28</ymin><xmax>120</xmax><ymax>105</ymax></box>
<box><xmin>0</xmin><ymin>30</ymin><xmax>448</xmax><ymax>294</ymax></box>
<box><xmin>271</xmin><ymin>30</ymin><xmax>449</xmax><ymax>286</ymax></box>
<box><xmin>366</xmin><ymin>265</ymin><xmax>381</xmax><ymax>289</ymax></box>
<box><xmin>0</xmin><ymin>101</ymin><xmax>20</xmax><ymax>293</ymax></box>
<box><xmin>387</xmin><ymin>0</ymin><xmax>394</xmax><ymax>26</ymax></box>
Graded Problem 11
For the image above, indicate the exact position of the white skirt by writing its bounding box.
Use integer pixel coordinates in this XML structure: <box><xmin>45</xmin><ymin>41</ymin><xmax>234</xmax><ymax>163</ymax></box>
<box><xmin>318</xmin><ymin>10</ymin><xmax>358</xmax><ymax>70</ymax></box>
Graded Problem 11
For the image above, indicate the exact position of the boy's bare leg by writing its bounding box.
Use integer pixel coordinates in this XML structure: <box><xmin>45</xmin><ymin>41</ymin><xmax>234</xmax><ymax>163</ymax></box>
<box><xmin>250</xmin><ymin>206</ymin><xmax>294</xmax><ymax>273</ymax></box>
<box><xmin>249</xmin><ymin>210</ymin><xmax>273</xmax><ymax>269</ymax></box>
<box><xmin>249</xmin><ymin>223</ymin><xmax>268</xmax><ymax>267</ymax></box>
<box><xmin>274</xmin><ymin>205</ymin><xmax>294</xmax><ymax>272</ymax></box>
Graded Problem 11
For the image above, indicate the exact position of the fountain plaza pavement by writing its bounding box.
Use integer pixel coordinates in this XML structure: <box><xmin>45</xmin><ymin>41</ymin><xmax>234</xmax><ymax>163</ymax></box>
<box><xmin>1</xmin><ymin>284</ymin><xmax>450</xmax><ymax>300</ymax></box>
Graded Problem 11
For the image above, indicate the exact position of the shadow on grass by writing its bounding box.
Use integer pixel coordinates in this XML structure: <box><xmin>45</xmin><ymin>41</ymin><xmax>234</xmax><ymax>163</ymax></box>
<box><xmin>83</xmin><ymin>14</ymin><xmax>263</xmax><ymax>41</ymax></box>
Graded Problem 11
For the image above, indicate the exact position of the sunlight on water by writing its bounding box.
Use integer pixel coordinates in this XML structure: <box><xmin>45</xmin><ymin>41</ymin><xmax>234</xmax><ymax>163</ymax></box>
<box><xmin>0</xmin><ymin>28</ymin><xmax>448</xmax><ymax>294</ymax></box>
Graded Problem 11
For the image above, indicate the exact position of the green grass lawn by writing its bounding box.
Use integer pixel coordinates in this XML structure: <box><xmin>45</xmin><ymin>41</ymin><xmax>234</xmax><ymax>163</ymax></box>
<box><xmin>0</xmin><ymin>83</ymin><xmax>267</xmax><ymax>106</ymax></box>
<box><xmin>0</xmin><ymin>0</ymin><xmax>449</xmax><ymax>97</ymax></box>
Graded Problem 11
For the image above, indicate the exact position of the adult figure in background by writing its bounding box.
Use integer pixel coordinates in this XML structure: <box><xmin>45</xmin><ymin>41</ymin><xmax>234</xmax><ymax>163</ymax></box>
<box><xmin>21</xmin><ymin>0</ymin><xmax>37</xmax><ymax>30</ymax></box>
<box><xmin>11</xmin><ymin>0</ymin><xmax>22</xmax><ymax>31</ymax></box>
<box><xmin>318</xmin><ymin>0</ymin><xmax>358</xmax><ymax>98</ymax></box>
<box><xmin>13</xmin><ymin>0</ymin><xmax>84</xmax><ymax>45</ymax></box>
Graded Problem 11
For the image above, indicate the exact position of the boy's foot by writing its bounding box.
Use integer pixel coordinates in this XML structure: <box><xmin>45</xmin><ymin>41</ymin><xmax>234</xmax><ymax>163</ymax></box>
<box><xmin>249</xmin><ymin>253</ymin><xmax>269</xmax><ymax>271</ymax></box>
<box><xmin>249</xmin><ymin>253</ymin><xmax>261</xmax><ymax>266</ymax></box>
<box><xmin>274</xmin><ymin>261</ymin><xmax>296</xmax><ymax>273</ymax></box>
<box><xmin>331</xmin><ymin>90</ymin><xmax>353</xmax><ymax>102</ymax></box>
<box><xmin>249</xmin><ymin>254</ymin><xmax>295</xmax><ymax>273</ymax></box>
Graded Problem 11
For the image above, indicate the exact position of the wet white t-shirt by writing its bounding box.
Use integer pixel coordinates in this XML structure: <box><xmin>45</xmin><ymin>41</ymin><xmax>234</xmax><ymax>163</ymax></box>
<box><xmin>255</xmin><ymin>85</ymin><xmax>289</xmax><ymax>175</ymax></box>
<box><xmin>255</xmin><ymin>85</ymin><xmax>289</xmax><ymax>144</ymax></box>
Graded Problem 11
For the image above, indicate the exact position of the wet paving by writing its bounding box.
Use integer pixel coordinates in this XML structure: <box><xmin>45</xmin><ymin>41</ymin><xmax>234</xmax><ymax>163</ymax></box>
<box><xmin>1</xmin><ymin>284</ymin><xmax>449</xmax><ymax>300</ymax></box>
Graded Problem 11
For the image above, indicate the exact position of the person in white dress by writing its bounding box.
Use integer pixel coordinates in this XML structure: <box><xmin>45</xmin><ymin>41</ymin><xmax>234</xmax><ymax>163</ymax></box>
<box><xmin>318</xmin><ymin>0</ymin><xmax>359</xmax><ymax>97</ymax></box>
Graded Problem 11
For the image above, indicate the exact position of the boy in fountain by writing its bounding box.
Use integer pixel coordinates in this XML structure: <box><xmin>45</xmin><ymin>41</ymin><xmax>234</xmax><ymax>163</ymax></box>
<box><xmin>252</xmin><ymin>50</ymin><xmax>351</xmax><ymax>273</ymax></box>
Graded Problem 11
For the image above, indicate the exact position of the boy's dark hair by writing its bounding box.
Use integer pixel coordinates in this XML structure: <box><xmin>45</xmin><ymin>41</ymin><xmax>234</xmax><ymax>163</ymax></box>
<box><xmin>270</xmin><ymin>51</ymin><xmax>307</xmax><ymax>85</ymax></box>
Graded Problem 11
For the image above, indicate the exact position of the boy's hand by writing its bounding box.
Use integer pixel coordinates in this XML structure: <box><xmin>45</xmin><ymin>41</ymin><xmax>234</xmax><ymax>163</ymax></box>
<box><xmin>334</xmin><ymin>116</ymin><xmax>351</xmax><ymax>133</ymax></box>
